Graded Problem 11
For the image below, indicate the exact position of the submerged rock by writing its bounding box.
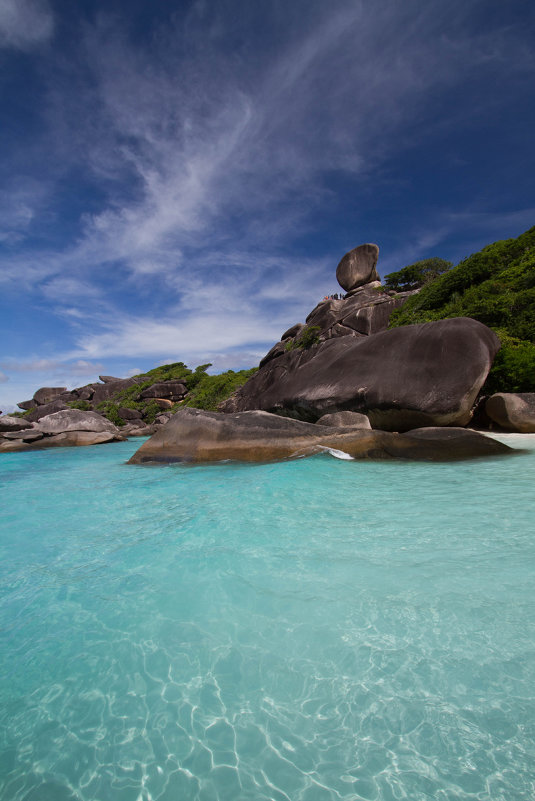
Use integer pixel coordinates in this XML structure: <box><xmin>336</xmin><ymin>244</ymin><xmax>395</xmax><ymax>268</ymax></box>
<box><xmin>128</xmin><ymin>408</ymin><xmax>511</xmax><ymax>464</ymax></box>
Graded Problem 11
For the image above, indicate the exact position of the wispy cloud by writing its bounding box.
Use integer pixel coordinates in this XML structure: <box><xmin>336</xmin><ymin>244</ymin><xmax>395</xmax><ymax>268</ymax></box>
<box><xmin>0</xmin><ymin>0</ymin><xmax>53</xmax><ymax>50</ymax></box>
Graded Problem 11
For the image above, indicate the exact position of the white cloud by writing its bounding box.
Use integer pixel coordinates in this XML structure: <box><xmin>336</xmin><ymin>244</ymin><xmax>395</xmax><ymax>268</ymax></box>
<box><xmin>0</xmin><ymin>0</ymin><xmax>53</xmax><ymax>50</ymax></box>
<box><xmin>1</xmin><ymin>0</ymin><xmax>533</xmax><ymax>400</ymax></box>
<box><xmin>0</xmin><ymin>371</ymin><xmax>9</xmax><ymax>384</ymax></box>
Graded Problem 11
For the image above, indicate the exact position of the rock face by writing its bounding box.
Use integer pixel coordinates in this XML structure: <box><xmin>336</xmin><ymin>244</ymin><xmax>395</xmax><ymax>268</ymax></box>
<box><xmin>486</xmin><ymin>393</ymin><xmax>535</xmax><ymax>432</ymax></box>
<box><xmin>128</xmin><ymin>408</ymin><xmax>512</xmax><ymax>464</ymax></box>
<box><xmin>221</xmin><ymin>318</ymin><xmax>500</xmax><ymax>431</ymax></box>
<box><xmin>336</xmin><ymin>243</ymin><xmax>380</xmax><ymax>292</ymax></box>
<box><xmin>259</xmin><ymin>284</ymin><xmax>414</xmax><ymax>370</ymax></box>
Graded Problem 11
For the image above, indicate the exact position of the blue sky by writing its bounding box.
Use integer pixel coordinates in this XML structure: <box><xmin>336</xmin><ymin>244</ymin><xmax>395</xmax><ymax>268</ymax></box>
<box><xmin>1</xmin><ymin>0</ymin><xmax>534</xmax><ymax>411</ymax></box>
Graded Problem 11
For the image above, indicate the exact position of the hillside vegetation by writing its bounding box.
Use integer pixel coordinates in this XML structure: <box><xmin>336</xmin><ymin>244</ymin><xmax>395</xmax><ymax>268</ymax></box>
<box><xmin>76</xmin><ymin>363</ymin><xmax>258</xmax><ymax>427</ymax></box>
<box><xmin>387</xmin><ymin>226</ymin><xmax>535</xmax><ymax>393</ymax></box>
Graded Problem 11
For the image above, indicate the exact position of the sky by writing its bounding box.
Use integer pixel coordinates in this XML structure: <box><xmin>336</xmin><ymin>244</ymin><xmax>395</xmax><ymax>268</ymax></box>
<box><xmin>1</xmin><ymin>0</ymin><xmax>534</xmax><ymax>411</ymax></box>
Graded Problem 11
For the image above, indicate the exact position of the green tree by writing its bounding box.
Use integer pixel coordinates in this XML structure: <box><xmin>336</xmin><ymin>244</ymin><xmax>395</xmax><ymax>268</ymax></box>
<box><xmin>383</xmin><ymin>258</ymin><xmax>453</xmax><ymax>292</ymax></box>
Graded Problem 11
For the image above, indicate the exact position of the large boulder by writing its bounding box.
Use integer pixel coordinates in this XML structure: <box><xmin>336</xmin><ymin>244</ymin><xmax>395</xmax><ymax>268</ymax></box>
<box><xmin>36</xmin><ymin>409</ymin><xmax>120</xmax><ymax>435</ymax></box>
<box><xmin>336</xmin><ymin>243</ymin><xmax>380</xmax><ymax>292</ymax></box>
<box><xmin>0</xmin><ymin>415</ymin><xmax>34</xmax><ymax>432</ymax></box>
<box><xmin>486</xmin><ymin>393</ymin><xmax>535</xmax><ymax>432</ymax></box>
<box><xmin>127</xmin><ymin>408</ymin><xmax>511</xmax><ymax>464</ymax></box>
<box><xmin>220</xmin><ymin>317</ymin><xmax>500</xmax><ymax>431</ymax></box>
<box><xmin>33</xmin><ymin>387</ymin><xmax>67</xmax><ymax>405</ymax></box>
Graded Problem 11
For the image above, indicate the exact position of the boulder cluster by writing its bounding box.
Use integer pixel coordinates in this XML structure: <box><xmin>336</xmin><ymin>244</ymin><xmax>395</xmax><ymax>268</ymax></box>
<box><xmin>221</xmin><ymin>243</ymin><xmax>524</xmax><ymax>433</ymax></box>
<box><xmin>0</xmin><ymin>373</ymin><xmax>188</xmax><ymax>453</ymax></box>
<box><xmin>0</xmin><ymin>409</ymin><xmax>124</xmax><ymax>452</ymax></box>
<box><xmin>129</xmin><ymin>242</ymin><xmax>534</xmax><ymax>464</ymax></box>
<box><xmin>2</xmin><ymin>241</ymin><xmax>535</xmax><ymax>461</ymax></box>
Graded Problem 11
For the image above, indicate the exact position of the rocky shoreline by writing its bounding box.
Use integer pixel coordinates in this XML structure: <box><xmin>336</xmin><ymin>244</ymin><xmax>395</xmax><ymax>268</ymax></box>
<box><xmin>2</xmin><ymin>241</ymin><xmax>535</xmax><ymax>461</ymax></box>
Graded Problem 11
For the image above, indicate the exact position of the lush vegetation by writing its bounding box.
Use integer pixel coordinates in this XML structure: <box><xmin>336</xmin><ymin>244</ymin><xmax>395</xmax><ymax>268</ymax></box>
<box><xmin>383</xmin><ymin>257</ymin><xmax>453</xmax><ymax>292</ymax></box>
<box><xmin>388</xmin><ymin>226</ymin><xmax>535</xmax><ymax>393</ymax></box>
<box><xmin>182</xmin><ymin>368</ymin><xmax>258</xmax><ymax>411</ymax></box>
<box><xmin>96</xmin><ymin>362</ymin><xmax>258</xmax><ymax>423</ymax></box>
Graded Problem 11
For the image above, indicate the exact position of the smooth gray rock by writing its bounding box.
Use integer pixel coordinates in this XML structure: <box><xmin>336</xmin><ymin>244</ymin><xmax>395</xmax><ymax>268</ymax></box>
<box><xmin>99</xmin><ymin>375</ymin><xmax>122</xmax><ymax>383</ymax></box>
<box><xmin>336</xmin><ymin>243</ymin><xmax>380</xmax><ymax>292</ymax></box>
<box><xmin>316</xmin><ymin>411</ymin><xmax>371</xmax><ymax>428</ymax></box>
<box><xmin>128</xmin><ymin>408</ymin><xmax>512</xmax><ymax>464</ymax></box>
<box><xmin>220</xmin><ymin>318</ymin><xmax>500</xmax><ymax>431</ymax></box>
<box><xmin>25</xmin><ymin>399</ymin><xmax>70</xmax><ymax>422</ymax></box>
<box><xmin>33</xmin><ymin>387</ymin><xmax>67</xmax><ymax>405</ymax></box>
<box><xmin>486</xmin><ymin>393</ymin><xmax>535</xmax><ymax>432</ymax></box>
<box><xmin>0</xmin><ymin>415</ymin><xmax>34</xmax><ymax>432</ymax></box>
<box><xmin>36</xmin><ymin>410</ymin><xmax>120</xmax><ymax>434</ymax></box>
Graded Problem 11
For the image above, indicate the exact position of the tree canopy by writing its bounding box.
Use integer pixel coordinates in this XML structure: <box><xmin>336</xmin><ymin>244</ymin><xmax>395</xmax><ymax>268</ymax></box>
<box><xmin>383</xmin><ymin>257</ymin><xmax>453</xmax><ymax>292</ymax></box>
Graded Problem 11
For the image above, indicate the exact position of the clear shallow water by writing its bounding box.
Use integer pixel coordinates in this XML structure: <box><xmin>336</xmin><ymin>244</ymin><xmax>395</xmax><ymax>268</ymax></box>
<box><xmin>1</xmin><ymin>437</ymin><xmax>535</xmax><ymax>801</ymax></box>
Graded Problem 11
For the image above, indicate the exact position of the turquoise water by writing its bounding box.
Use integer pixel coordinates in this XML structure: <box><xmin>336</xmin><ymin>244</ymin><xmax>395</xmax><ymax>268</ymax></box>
<box><xmin>1</xmin><ymin>436</ymin><xmax>535</xmax><ymax>801</ymax></box>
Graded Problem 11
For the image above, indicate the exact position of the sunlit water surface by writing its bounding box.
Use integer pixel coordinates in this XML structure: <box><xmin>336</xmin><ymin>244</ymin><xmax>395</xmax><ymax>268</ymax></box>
<box><xmin>1</xmin><ymin>435</ymin><xmax>535</xmax><ymax>801</ymax></box>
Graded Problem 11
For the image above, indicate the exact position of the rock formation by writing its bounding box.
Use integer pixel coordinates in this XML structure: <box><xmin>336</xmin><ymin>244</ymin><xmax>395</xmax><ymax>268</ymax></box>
<box><xmin>218</xmin><ymin>242</ymin><xmax>506</xmax><ymax>431</ymax></box>
<box><xmin>221</xmin><ymin>317</ymin><xmax>500</xmax><ymax>430</ymax></box>
<box><xmin>128</xmin><ymin>408</ymin><xmax>512</xmax><ymax>464</ymax></box>
<box><xmin>4</xmin><ymin>238</ymin><xmax>534</xmax><ymax>455</ymax></box>
<box><xmin>336</xmin><ymin>243</ymin><xmax>380</xmax><ymax>292</ymax></box>
<box><xmin>0</xmin><ymin>410</ymin><xmax>124</xmax><ymax>453</ymax></box>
